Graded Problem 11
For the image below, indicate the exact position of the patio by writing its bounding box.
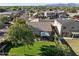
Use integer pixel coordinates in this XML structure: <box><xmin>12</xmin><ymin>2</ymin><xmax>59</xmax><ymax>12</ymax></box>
<box><xmin>64</xmin><ymin>39</ymin><xmax>79</xmax><ymax>56</ymax></box>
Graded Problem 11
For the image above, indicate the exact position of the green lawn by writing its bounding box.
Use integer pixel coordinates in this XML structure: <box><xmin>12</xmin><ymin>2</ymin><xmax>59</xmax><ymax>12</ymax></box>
<box><xmin>8</xmin><ymin>41</ymin><xmax>55</xmax><ymax>56</ymax></box>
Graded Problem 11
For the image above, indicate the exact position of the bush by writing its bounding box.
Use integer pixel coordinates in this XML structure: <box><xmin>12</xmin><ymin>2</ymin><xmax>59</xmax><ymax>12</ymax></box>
<box><xmin>39</xmin><ymin>44</ymin><xmax>73</xmax><ymax>56</ymax></box>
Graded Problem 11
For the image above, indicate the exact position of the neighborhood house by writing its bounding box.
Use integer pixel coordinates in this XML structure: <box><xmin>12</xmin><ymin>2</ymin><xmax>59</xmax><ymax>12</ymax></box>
<box><xmin>53</xmin><ymin>18</ymin><xmax>79</xmax><ymax>38</ymax></box>
<box><xmin>28</xmin><ymin>22</ymin><xmax>53</xmax><ymax>38</ymax></box>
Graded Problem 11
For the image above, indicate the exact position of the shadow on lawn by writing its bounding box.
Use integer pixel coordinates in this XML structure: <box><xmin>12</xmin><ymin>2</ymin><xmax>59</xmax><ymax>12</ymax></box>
<box><xmin>39</xmin><ymin>45</ymin><xmax>76</xmax><ymax>56</ymax></box>
<box><xmin>0</xmin><ymin>41</ymin><xmax>12</xmax><ymax>55</ymax></box>
<box><xmin>0</xmin><ymin>41</ymin><xmax>24</xmax><ymax>56</ymax></box>
<box><xmin>39</xmin><ymin>45</ymin><xmax>64</xmax><ymax>56</ymax></box>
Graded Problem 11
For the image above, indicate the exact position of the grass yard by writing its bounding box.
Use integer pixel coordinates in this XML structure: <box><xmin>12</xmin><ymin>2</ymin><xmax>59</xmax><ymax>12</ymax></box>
<box><xmin>8</xmin><ymin>41</ymin><xmax>55</xmax><ymax>56</ymax></box>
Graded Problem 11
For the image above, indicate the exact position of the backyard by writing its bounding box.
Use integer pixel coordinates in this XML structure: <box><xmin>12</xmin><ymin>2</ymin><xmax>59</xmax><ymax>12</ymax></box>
<box><xmin>8</xmin><ymin>41</ymin><xmax>55</xmax><ymax>56</ymax></box>
<box><xmin>0</xmin><ymin>16</ymin><xmax>76</xmax><ymax>56</ymax></box>
<box><xmin>7</xmin><ymin>41</ymin><xmax>75</xmax><ymax>56</ymax></box>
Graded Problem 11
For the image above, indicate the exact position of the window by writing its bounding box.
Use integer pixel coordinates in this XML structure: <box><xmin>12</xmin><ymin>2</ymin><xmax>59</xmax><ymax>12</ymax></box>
<box><xmin>63</xmin><ymin>26</ymin><xmax>66</xmax><ymax>29</ymax></box>
<box><xmin>40</xmin><ymin>32</ymin><xmax>50</xmax><ymax>36</ymax></box>
<box><xmin>72</xmin><ymin>27</ymin><xmax>74</xmax><ymax>29</ymax></box>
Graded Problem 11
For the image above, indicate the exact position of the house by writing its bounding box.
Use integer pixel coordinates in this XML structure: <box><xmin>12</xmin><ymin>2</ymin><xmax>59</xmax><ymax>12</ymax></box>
<box><xmin>28</xmin><ymin>17</ymin><xmax>39</xmax><ymax>22</ymax></box>
<box><xmin>67</xmin><ymin>13</ymin><xmax>78</xmax><ymax>17</ymax></box>
<box><xmin>58</xmin><ymin>12</ymin><xmax>69</xmax><ymax>18</ymax></box>
<box><xmin>30</xmin><ymin>10</ymin><xmax>69</xmax><ymax>22</ymax></box>
<box><xmin>29</xmin><ymin>17</ymin><xmax>55</xmax><ymax>22</ymax></box>
<box><xmin>28</xmin><ymin>22</ymin><xmax>53</xmax><ymax>37</ymax></box>
<box><xmin>73</xmin><ymin>15</ymin><xmax>79</xmax><ymax>21</ymax></box>
<box><xmin>53</xmin><ymin>18</ymin><xmax>79</xmax><ymax>38</ymax></box>
<box><xmin>39</xmin><ymin>18</ymin><xmax>54</xmax><ymax>22</ymax></box>
<box><xmin>33</xmin><ymin>10</ymin><xmax>69</xmax><ymax>20</ymax></box>
<box><xmin>33</xmin><ymin>12</ymin><xmax>46</xmax><ymax>19</ymax></box>
<box><xmin>44</xmin><ymin>10</ymin><xmax>68</xmax><ymax>19</ymax></box>
<box><xmin>20</xmin><ymin>12</ymin><xmax>29</xmax><ymax>20</ymax></box>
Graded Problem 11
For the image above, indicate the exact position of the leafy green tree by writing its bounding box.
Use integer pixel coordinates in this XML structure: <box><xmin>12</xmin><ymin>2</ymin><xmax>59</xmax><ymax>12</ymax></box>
<box><xmin>5</xmin><ymin>18</ymin><xmax>34</xmax><ymax>46</ymax></box>
<box><xmin>1</xmin><ymin>16</ymin><xmax>9</xmax><ymax>22</ymax></box>
<box><xmin>0</xmin><ymin>16</ymin><xmax>9</xmax><ymax>28</ymax></box>
<box><xmin>0</xmin><ymin>8</ymin><xmax>6</xmax><ymax>12</ymax></box>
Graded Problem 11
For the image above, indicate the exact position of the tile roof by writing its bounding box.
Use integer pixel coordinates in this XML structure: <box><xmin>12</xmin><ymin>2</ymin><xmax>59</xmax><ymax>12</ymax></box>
<box><xmin>28</xmin><ymin>22</ymin><xmax>52</xmax><ymax>32</ymax></box>
<box><xmin>56</xmin><ymin>18</ymin><xmax>78</xmax><ymax>24</ymax></box>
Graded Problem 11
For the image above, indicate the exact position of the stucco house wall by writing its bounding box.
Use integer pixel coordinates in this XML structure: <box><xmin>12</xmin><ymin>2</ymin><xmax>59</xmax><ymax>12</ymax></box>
<box><xmin>53</xmin><ymin>19</ymin><xmax>62</xmax><ymax>35</ymax></box>
<box><xmin>54</xmin><ymin>18</ymin><xmax>79</xmax><ymax>37</ymax></box>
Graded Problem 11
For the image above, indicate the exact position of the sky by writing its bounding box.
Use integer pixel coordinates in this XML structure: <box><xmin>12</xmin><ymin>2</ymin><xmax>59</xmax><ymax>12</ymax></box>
<box><xmin>0</xmin><ymin>3</ymin><xmax>46</xmax><ymax>6</ymax></box>
<box><xmin>0</xmin><ymin>0</ymin><xmax>78</xmax><ymax>3</ymax></box>
<box><xmin>0</xmin><ymin>0</ymin><xmax>79</xmax><ymax>6</ymax></box>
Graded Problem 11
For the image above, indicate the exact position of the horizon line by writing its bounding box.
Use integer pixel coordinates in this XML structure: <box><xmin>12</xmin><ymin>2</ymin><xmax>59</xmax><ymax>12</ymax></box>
<box><xmin>0</xmin><ymin>3</ymin><xmax>79</xmax><ymax>6</ymax></box>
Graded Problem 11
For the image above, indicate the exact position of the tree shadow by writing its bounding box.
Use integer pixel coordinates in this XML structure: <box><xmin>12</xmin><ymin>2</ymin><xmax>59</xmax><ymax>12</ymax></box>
<box><xmin>0</xmin><ymin>40</ymin><xmax>34</xmax><ymax>56</ymax></box>
<box><xmin>0</xmin><ymin>41</ymin><xmax>25</xmax><ymax>56</ymax></box>
<box><xmin>0</xmin><ymin>41</ymin><xmax>12</xmax><ymax>55</ymax></box>
<box><xmin>39</xmin><ymin>45</ymin><xmax>64</xmax><ymax>56</ymax></box>
<box><xmin>39</xmin><ymin>45</ymin><xmax>75</xmax><ymax>56</ymax></box>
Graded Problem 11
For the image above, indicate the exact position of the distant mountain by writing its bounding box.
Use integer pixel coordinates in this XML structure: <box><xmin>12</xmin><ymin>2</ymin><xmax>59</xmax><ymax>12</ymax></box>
<box><xmin>47</xmin><ymin>3</ymin><xmax>79</xmax><ymax>7</ymax></box>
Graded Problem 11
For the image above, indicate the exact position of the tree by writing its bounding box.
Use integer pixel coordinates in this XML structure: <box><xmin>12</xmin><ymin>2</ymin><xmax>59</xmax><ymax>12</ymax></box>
<box><xmin>0</xmin><ymin>16</ymin><xmax>9</xmax><ymax>28</ymax></box>
<box><xmin>0</xmin><ymin>8</ymin><xmax>6</xmax><ymax>12</ymax></box>
<box><xmin>5</xmin><ymin>18</ymin><xmax>34</xmax><ymax>46</ymax></box>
